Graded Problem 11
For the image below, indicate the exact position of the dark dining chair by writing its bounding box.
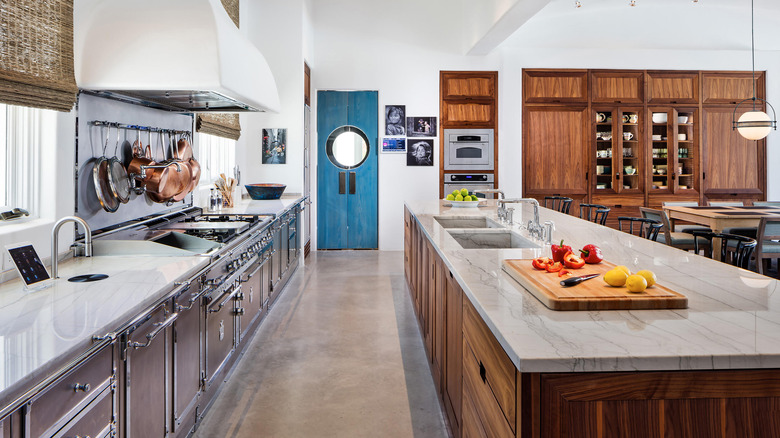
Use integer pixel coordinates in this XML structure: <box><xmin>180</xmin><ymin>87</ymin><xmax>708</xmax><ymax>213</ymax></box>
<box><xmin>544</xmin><ymin>196</ymin><xmax>573</xmax><ymax>214</ymax></box>
<box><xmin>639</xmin><ymin>207</ymin><xmax>710</xmax><ymax>251</ymax></box>
<box><xmin>754</xmin><ymin>217</ymin><xmax>780</xmax><ymax>275</ymax></box>
<box><xmin>692</xmin><ymin>231</ymin><xmax>757</xmax><ymax>269</ymax></box>
<box><xmin>617</xmin><ymin>217</ymin><xmax>662</xmax><ymax>241</ymax></box>
<box><xmin>579</xmin><ymin>203</ymin><xmax>610</xmax><ymax>225</ymax></box>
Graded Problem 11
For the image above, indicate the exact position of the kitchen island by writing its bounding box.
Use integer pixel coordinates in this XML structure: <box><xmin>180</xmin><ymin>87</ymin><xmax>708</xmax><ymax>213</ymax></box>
<box><xmin>405</xmin><ymin>200</ymin><xmax>780</xmax><ymax>437</ymax></box>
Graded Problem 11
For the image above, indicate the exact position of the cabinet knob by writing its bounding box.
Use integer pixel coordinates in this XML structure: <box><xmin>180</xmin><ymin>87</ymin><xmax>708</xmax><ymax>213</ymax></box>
<box><xmin>235</xmin><ymin>307</ymin><xmax>245</xmax><ymax>315</ymax></box>
<box><xmin>73</xmin><ymin>383</ymin><xmax>90</xmax><ymax>393</ymax></box>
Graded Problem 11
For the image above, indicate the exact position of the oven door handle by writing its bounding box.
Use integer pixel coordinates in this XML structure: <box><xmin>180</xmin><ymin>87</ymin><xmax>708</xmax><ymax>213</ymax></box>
<box><xmin>129</xmin><ymin>313</ymin><xmax>178</xmax><ymax>349</ymax></box>
<box><xmin>208</xmin><ymin>287</ymin><xmax>241</xmax><ymax>313</ymax></box>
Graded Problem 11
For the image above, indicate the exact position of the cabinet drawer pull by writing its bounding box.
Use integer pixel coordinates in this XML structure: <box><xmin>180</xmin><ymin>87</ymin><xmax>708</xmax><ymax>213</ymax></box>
<box><xmin>73</xmin><ymin>383</ymin><xmax>90</xmax><ymax>393</ymax></box>
<box><xmin>129</xmin><ymin>313</ymin><xmax>179</xmax><ymax>349</ymax></box>
<box><xmin>479</xmin><ymin>361</ymin><xmax>487</xmax><ymax>383</ymax></box>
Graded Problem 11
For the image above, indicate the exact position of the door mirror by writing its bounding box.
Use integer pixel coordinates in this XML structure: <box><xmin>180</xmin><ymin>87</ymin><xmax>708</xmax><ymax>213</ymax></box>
<box><xmin>326</xmin><ymin>126</ymin><xmax>370</xmax><ymax>169</ymax></box>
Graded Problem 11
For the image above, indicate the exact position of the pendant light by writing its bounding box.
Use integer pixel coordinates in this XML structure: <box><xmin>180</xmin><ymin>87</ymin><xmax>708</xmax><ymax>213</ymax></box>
<box><xmin>733</xmin><ymin>0</ymin><xmax>777</xmax><ymax>140</ymax></box>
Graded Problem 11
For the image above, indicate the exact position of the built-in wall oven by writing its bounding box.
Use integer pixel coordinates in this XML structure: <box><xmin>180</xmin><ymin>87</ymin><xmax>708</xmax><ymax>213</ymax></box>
<box><xmin>443</xmin><ymin>128</ymin><xmax>494</xmax><ymax>170</ymax></box>
<box><xmin>443</xmin><ymin>173</ymin><xmax>495</xmax><ymax>198</ymax></box>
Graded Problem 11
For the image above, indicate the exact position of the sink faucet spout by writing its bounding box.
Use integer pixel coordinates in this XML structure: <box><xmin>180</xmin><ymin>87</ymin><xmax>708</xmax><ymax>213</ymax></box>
<box><xmin>51</xmin><ymin>216</ymin><xmax>92</xmax><ymax>279</ymax></box>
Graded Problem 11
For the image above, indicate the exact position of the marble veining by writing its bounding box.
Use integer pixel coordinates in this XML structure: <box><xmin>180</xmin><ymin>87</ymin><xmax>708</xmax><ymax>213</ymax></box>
<box><xmin>407</xmin><ymin>200</ymin><xmax>780</xmax><ymax>373</ymax></box>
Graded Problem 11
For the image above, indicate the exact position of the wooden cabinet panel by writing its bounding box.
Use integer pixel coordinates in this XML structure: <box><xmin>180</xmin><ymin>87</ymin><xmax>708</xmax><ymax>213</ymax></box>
<box><xmin>433</xmin><ymin>256</ymin><xmax>445</xmax><ymax>389</ymax></box>
<box><xmin>463</xmin><ymin>300</ymin><xmax>516</xmax><ymax>429</ymax></box>
<box><xmin>442</xmin><ymin>73</ymin><xmax>496</xmax><ymax>100</ymax></box>
<box><xmin>591</xmin><ymin>71</ymin><xmax>644</xmax><ymax>104</ymax></box>
<box><xmin>702</xmin><ymin>107</ymin><xmax>765</xmax><ymax>197</ymax></box>
<box><xmin>442</xmin><ymin>102</ymin><xmax>494</xmax><ymax>126</ymax></box>
<box><xmin>646</xmin><ymin>71</ymin><xmax>699</xmax><ymax>104</ymax></box>
<box><xmin>523</xmin><ymin>107</ymin><xmax>588</xmax><ymax>194</ymax></box>
<box><xmin>462</xmin><ymin>342</ymin><xmax>514</xmax><ymax>438</ymax></box>
<box><xmin>523</xmin><ymin>70</ymin><xmax>588</xmax><ymax>103</ymax></box>
<box><xmin>539</xmin><ymin>370</ymin><xmax>780</xmax><ymax>438</ymax></box>
<box><xmin>702</xmin><ymin>71</ymin><xmax>763</xmax><ymax>105</ymax></box>
<box><xmin>444</xmin><ymin>268</ymin><xmax>463</xmax><ymax>435</ymax></box>
<box><xmin>462</xmin><ymin>389</ymin><xmax>490</xmax><ymax>438</ymax></box>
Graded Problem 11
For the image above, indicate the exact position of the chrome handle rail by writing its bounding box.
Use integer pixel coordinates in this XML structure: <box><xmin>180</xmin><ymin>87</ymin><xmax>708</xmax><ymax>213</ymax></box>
<box><xmin>128</xmin><ymin>313</ymin><xmax>179</xmax><ymax>349</ymax></box>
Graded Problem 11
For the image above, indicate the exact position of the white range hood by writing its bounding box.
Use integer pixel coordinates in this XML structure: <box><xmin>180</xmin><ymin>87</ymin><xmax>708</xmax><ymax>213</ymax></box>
<box><xmin>75</xmin><ymin>0</ymin><xmax>280</xmax><ymax>113</ymax></box>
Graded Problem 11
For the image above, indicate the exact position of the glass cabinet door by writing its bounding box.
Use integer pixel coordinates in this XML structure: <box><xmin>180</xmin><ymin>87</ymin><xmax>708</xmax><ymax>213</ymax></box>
<box><xmin>649</xmin><ymin>109</ymin><xmax>672</xmax><ymax>192</ymax></box>
<box><xmin>594</xmin><ymin>110</ymin><xmax>615</xmax><ymax>193</ymax></box>
<box><xmin>674</xmin><ymin>109</ymin><xmax>697</xmax><ymax>193</ymax></box>
<box><xmin>618</xmin><ymin>109</ymin><xmax>642</xmax><ymax>193</ymax></box>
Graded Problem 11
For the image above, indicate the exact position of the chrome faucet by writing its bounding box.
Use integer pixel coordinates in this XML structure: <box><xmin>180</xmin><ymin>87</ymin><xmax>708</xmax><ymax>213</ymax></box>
<box><xmin>474</xmin><ymin>188</ymin><xmax>505</xmax><ymax>200</ymax></box>
<box><xmin>499</xmin><ymin>198</ymin><xmax>543</xmax><ymax>239</ymax></box>
<box><xmin>51</xmin><ymin>216</ymin><xmax>93</xmax><ymax>279</ymax></box>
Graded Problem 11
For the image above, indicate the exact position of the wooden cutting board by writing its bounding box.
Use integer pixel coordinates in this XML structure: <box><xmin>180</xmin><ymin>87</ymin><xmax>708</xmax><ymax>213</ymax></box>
<box><xmin>502</xmin><ymin>259</ymin><xmax>688</xmax><ymax>311</ymax></box>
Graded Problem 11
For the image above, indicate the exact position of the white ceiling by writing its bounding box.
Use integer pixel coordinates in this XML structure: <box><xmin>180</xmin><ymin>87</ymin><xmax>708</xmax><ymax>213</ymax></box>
<box><xmin>500</xmin><ymin>0</ymin><xmax>780</xmax><ymax>51</ymax></box>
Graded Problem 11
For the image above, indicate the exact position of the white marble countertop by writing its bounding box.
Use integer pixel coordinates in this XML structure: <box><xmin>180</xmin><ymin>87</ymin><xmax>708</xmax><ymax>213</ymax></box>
<box><xmin>407</xmin><ymin>200</ymin><xmax>780</xmax><ymax>373</ymax></box>
<box><xmin>211</xmin><ymin>194</ymin><xmax>305</xmax><ymax>217</ymax></box>
<box><xmin>0</xmin><ymin>253</ymin><xmax>209</xmax><ymax>405</ymax></box>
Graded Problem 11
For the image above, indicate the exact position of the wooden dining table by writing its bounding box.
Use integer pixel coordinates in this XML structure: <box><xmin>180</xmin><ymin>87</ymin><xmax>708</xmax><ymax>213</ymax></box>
<box><xmin>664</xmin><ymin>205</ymin><xmax>780</xmax><ymax>260</ymax></box>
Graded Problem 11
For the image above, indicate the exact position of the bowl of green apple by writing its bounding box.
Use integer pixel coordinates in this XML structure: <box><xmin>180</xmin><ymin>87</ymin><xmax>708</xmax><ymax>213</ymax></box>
<box><xmin>444</xmin><ymin>188</ymin><xmax>481</xmax><ymax>208</ymax></box>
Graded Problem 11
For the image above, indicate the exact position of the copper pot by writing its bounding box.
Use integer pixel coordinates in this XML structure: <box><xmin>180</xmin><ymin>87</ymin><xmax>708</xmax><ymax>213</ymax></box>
<box><xmin>127</xmin><ymin>143</ymin><xmax>154</xmax><ymax>183</ymax></box>
<box><xmin>176</xmin><ymin>134</ymin><xmax>193</xmax><ymax>161</ymax></box>
<box><xmin>169</xmin><ymin>160</ymin><xmax>193</xmax><ymax>202</ymax></box>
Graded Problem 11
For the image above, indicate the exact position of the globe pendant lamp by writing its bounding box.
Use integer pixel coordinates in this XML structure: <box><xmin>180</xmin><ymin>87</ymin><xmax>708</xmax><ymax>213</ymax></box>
<box><xmin>733</xmin><ymin>0</ymin><xmax>777</xmax><ymax>140</ymax></box>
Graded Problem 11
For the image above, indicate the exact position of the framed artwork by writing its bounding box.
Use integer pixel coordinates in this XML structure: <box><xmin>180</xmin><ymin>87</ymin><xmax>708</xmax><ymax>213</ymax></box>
<box><xmin>407</xmin><ymin>139</ymin><xmax>434</xmax><ymax>166</ymax></box>
<box><xmin>262</xmin><ymin>128</ymin><xmax>286</xmax><ymax>164</ymax></box>
<box><xmin>406</xmin><ymin>116</ymin><xmax>437</xmax><ymax>137</ymax></box>
<box><xmin>382</xmin><ymin>137</ymin><xmax>406</xmax><ymax>153</ymax></box>
<box><xmin>385</xmin><ymin>105</ymin><xmax>405</xmax><ymax>135</ymax></box>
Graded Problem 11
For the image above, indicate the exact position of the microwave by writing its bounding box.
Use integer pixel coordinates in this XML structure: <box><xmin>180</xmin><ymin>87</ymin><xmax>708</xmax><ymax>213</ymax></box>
<box><xmin>443</xmin><ymin>129</ymin><xmax>494</xmax><ymax>170</ymax></box>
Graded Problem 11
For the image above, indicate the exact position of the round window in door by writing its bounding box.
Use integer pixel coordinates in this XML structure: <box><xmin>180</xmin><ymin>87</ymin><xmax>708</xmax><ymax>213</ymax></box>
<box><xmin>326</xmin><ymin>126</ymin><xmax>370</xmax><ymax>169</ymax></box>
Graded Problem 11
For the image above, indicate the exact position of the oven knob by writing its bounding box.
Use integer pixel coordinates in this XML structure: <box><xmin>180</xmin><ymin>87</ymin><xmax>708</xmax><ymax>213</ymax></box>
<box><xmin>235</xmin><ymin>292</ymin><xmax>245</xmax><ymax>300</ymax></box>
<box><xmin>451</xmin><ymin>175</ymin><xmax>456</xmax><ymax>180</ymax></box>
<box><xmin>482</xmin><ymin>175</ymin><xmax>487</xmax><ymax>181</ymax></box>
<box><xmin>234</xmin><ymin>307</ymin><xmax>245</xmax><ymax>316</ymax></box>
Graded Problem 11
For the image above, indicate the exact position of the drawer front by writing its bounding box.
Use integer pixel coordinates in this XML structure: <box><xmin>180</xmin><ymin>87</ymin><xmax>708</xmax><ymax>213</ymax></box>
<box><xmin>29</xmin><ymin>345</ymin><xmax>113</xmax><ymax>438</ymax></box>
<box><xmin>463</xmin><ymin>341</ymin><xmax>515</xmax><ymax>438</ymax></box>
<box><xmin>463</xmin><ymin>300</ymin><xmax>516</xmax><ymax>428</ymax></box>
<box><xmin>54</xmin><ymin>384</ymin><xmax>114</xmax><ymax>438</ymax></box>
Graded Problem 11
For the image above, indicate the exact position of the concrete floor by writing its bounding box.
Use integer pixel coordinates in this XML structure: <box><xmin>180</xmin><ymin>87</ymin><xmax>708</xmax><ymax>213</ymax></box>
<box><xmin>194</xmin><ymin>251</ymin><xmax>448</xmax><ymax>438</ymax></box>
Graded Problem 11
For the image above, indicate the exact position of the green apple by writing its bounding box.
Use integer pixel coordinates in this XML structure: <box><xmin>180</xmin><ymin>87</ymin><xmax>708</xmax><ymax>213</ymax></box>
<box><xmin>455</xmin><ymin>194</ymin><xmax>464</xmax><ymax>201</ymax></box>
<box><xmin>446</xmin><ymin>194</ymin><xmax>455</xmax><ymax>201</ymax></box>
<box><xmin>452</xmin><ymin>190</ymin><xmax>460</xmax><ymax>197</ymax></box>
<box><xmin>460</xmin><ymin>188</ymin><xmax>469</xmax><ymax>197</ymax></box>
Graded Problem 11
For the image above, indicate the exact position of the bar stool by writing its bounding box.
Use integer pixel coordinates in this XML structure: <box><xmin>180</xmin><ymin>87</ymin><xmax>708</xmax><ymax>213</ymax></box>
<box><xmin>618</xmin><ymin>217</ymin><xmax>662</xmax><ymax>241</ymax></box>
<box><xmin>544</xmin><ymin>196</ymin><xmax>573</xmax><ymax>214</ymax></box>
<box><xmin>692</xmin><ymin>231</ymin><xmax>757</xmax><ymax>269</ymax></box>
<box><xmin>579</xmin><ymin>204</ymin><xmax>609</xmax><ymax>225</ymax></box>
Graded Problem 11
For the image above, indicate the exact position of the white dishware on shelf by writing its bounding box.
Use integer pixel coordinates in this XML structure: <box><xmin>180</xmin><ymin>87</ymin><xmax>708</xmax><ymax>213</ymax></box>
<box><xmin>652</xmin><ymin>113</ymin><xmax>668</xmax><ymax>123</ymax></box>
<box><xmin>623</xmin><ymin>132</ymin><xmax>634</xmax><ymax>141</ymax></box>
<box><xmin>678</xmin><ymin>133</ymin><xmax>687</xmax><ymax>141</ymax></box>
<box><xmin>652</xmin><ymin>134</ymin><xmax>662</xmax><ymax>141</ymax></box>
<box><xmin>678</xmin><ymin>116</ymin><xmax>689</xmax><ymax>124</ymax></box>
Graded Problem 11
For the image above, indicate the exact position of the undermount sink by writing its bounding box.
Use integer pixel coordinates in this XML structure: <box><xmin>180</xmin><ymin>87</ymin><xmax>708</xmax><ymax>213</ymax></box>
<box><xmin>434</xmin><ymin>216</ymin><xmax>503</xmax><ymax>229</ymax></box>
<box><xmin>447</xmin><ymin>229</ymin><xmax>540</xmax><ymax>249</ymax></box>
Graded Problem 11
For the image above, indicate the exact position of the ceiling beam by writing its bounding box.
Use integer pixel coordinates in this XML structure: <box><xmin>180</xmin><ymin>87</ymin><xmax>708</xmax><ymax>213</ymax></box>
<box><xmin>466</xmin><ymin>0</ymin><xmax>552</xmax><ymax>55</ymax></box>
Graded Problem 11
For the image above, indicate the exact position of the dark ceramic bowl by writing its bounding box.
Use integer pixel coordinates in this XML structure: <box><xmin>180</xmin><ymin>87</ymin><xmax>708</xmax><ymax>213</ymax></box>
<box><xmin>245</xmin><ymin>183</ymin><xmax>286</xmax><ymax>200</ymax></box>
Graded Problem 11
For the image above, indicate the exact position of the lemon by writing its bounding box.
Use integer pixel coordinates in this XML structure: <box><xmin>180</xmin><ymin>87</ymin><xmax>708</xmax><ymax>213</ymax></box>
<box><xmin>446</xmin><ymin>194</ymin><xmax>455</xmax><ymax>201</ymax></box>
<box><xmin>455</xmin><ymin>194</ymin><xmax>464</xmax><ymax>201</ymax></box>
<box><xmin>603</xmin><ymin>268</ymin><xmax>628</xmax><ymax>287</ymax></box>
<box><xmin>636</xmin><ymin>270</ymin><xmax>657</xmax><ymax>287</ymax></box>
<box><xmin>460</xmin><ymin>188</ymin><xmax>469</xmax><ymax>197</ymax></box>
<box><xmin>615</xmin><ymin>265</ymin><xmax>631</xmax><ymax>276</ymax></box>
<box><xmin>625</xmin><ymin>274</ymin><xmax>648</xmax><ymax>293</ymax></box>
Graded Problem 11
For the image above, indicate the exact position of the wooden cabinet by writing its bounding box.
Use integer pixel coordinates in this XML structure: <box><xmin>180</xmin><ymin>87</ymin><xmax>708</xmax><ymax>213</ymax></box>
<box><xmin>592</xmin><ymin>107</ymin><xmax>644</xmax><ymax>196</ymax></box>
<box><xmin>591</xmin><ymin>70</ymin><xmax>644</xmax><ymax>104</ymax></box>
<box><xmin>523</xmin><ymin>106</ymin><xmax>589</xmax><ymax>198</ymax></box>
<box><xmin>702</xmin><ymin>71</ymin><xmax>763</xmax><ymax>105</ymax></box>
<box><xmin>647</xmin><ymin>107</ymin><xmax>700</xmax><ymax>199</ymax></box>
<box><xmin>523</xmin><ymin>70</ymin><xmax>588</xmax><ymax>104</ymax></box>
<box><xmin>702</xmin><ymin>106</ymin><xmax>765</xmax><ymax>201</ymax></box>
<box><xmin>443</xmin><ymin>264</ymin><xmax>463</xmax><ymax>437</ymax></box>
<box><xmin>440</xmin><ymin>71</ymin><xmax>497</xmax><ymax>128</ymax></box>
<box><xmin>646</xmin><ymin>71</ymin><xmax>699</xmax><ymax>104</ymax></box>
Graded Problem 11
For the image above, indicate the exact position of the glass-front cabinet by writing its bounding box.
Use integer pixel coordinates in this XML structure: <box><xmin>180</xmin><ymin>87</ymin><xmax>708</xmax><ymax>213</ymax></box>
<box><xmin>593</xmin><ymin>108</ymin><xmax>643</xmax><ymax>194</ymax></box>
<box><xmin>648</xmin><ymin>108</ymin><xmax>698</xmax><ymax>195</ymax></box>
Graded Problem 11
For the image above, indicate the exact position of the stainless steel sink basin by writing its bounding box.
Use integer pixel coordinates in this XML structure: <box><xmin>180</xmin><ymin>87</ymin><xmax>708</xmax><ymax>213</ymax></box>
<box><xmin>447</xmin><ymin>229</ymin><xmax>540</xmax><ymax>249</ymax></box>
<box><xmin>434</xmin><ymin>216</ymin><xmax>502</xmax><ymax>229</ymax></box>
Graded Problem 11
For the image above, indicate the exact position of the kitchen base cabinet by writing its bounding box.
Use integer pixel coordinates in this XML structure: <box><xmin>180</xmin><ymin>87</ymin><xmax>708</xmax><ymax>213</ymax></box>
<box><xmin>0</xmin><ymin>410</ymin><xmax>22</xmax><ymax>438</ymax></box>
<box><xmin>172</xmin><ymin>286</ymin><xmax>203</xmax><ymax>435</ymax></box>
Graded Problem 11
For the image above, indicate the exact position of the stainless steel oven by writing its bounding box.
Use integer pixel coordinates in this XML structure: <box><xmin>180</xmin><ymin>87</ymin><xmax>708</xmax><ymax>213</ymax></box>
<box><xmin>443</xmin><ymin>128</ymin><xmax>494</xmax><ymax>170</ymax></box>
<box><xmin>443</xmin><ymin>173</ymin><xmax>495</xmax><ymax>198</ymax></box>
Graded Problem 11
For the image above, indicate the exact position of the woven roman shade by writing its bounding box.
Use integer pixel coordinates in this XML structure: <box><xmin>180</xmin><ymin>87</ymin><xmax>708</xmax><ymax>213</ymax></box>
<box><xmin>197</xmin><ymin>113</ymin><xmax>241</xmax><ymax>140</ymax></box>
<box><xmin>0</xmin><ymin>0</ymin><xmax>78</xmax><ymax>112</ymax></box>
<box><xmin>220</xmin><ymin>0</ymin><xmax>240</xmax><ymax>27</ymax></box>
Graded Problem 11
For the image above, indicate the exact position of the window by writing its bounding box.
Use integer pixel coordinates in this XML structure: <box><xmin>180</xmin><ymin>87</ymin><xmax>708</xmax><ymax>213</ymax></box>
<box><xmin>0</xmin><ymin>104</ymin><xmax>46</xmax><ymax>219</ymax></box>
<box><xmin>197</xmin><ymin>132</ymin><xmax>236</xmax><ymax>188</ymax></box>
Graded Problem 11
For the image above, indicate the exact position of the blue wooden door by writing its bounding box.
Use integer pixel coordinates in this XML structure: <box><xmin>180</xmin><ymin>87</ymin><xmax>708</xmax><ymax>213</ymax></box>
<box><xmin>317</xmin><ymin>91</ymin><xmax>378</xmax><ymax>249</ymax></box>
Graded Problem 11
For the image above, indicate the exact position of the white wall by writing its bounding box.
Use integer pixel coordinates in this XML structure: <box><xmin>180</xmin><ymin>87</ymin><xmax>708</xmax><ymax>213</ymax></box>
<box><xmin>309</xmin><ymin>0</ymin><xmax>500</xmax><ymax>251</ymax></box>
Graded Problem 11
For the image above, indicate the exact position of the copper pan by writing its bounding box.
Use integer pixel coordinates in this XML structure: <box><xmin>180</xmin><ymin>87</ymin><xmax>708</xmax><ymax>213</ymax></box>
<box><xmin>127</xmin><ymin>129</ymin><xmax>154</xmax><ymax>182</ymax></box>
<box><xmin>144</xmin><ymin>131</ymin><xmax>178</xmax><ymax>202</ymax></box>
<box><xmin>176</xmin><ymin>132</ymin><xmax>193</xmax><ymax>161</ymax></box>
<box><xmin>165</xmin><ymin>132</ymin><xmax>191</xmax><ymax>201</ymax></box>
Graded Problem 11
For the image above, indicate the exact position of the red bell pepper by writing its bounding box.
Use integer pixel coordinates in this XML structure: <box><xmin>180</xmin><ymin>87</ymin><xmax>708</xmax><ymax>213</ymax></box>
<box><xmin>558</xmin><ymin>269</ymin><xmax>570</xmax><ymax>277</ymax></box>
<box><xmin>579</xmin><ymin>244</ymin><xmax>604</xmax><ymax>264</ymax></box>
<box><xmin>531</xmin><ymin>257</ymin><xmax>552</xmax><ymax>270</ymax></box>
<box><xmin>563</xmin><ymin>252</ymin><xmax>586</xmax><ymax>269</ymax></box>
<box><xmin>546</xmin><ymin>261</ymin><xmax>563</xmax><ymax>273</ymax></box>
<box><xmin>551</xmin><ymin>240</ymin><xmax>572</xmax><ymax>263</ymax></box>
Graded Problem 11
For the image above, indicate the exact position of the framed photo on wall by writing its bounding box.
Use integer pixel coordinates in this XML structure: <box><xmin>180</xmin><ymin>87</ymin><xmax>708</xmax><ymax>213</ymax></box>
<box><xmin>406</xmin><ymin>117</ymin><xmax>437</xmax><ymax>137</ymax></box>
<box><xmin>382</xmin><ymin>137</ymin><xmax>406</xmax><ymax>153</ymax></box>
<box><xmin>385</xmin><ymin>105</ymin><xmax>405</xmax><ymax>135</ymax></box>
<box><xmin>407</xmin><ymin>139</ymin><xmax>434</xmax><ymax>166</ymax></box>
<box><xmin>262</xmin><ymin>128</ymin><xmax>286</xmax><ymax>164</ymax></box>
